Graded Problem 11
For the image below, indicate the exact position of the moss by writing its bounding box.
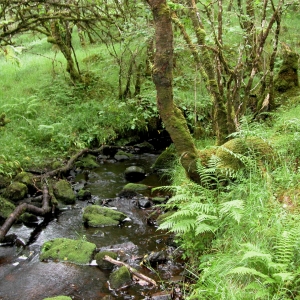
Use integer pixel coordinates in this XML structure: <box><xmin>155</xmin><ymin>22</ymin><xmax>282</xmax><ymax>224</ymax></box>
<box><xmin>95</xmin><ymin>251</ymin><xmax>118</xmax><ymax>270</ymax></box>
<box><xmin>197</xmin><ymin>147</ymin><xmax>217</xmax><ymax>167</ymax></box>
<box><xmin>83</xmin><ymin>205</ymin><xmax>127</xmax><ymax>227</ymax></box>
<box><xmin>19</xmin><ymin>212</ymin><xmax>38</xmax><ymax>224</ymax></box>
<box><xmin>14</xmin><ymin>171</ymin><xmax>33</xmax><ymax>187</ymax></box>
<box><xmin>152</xmin><ymin>144</ymin><xmax>177</xmax><ymax>170</ymax></box>
<box><xmin>75</xmin><ymin>154</ymin><xmax>99</xmax><ymax>169</ymax></box>
<box><xmin>53</xmin><ymin>180</ymin><xmax>76</xmax><ymax>204</ymax></box>
<box><xmin>216</xmin><ymin>137</ymin><xmax>275</xmax><ymax>171</ymax></box>
<box><xmin>43</xmin><ymin>296</ymin><xmax>72</xmax><ymax>300</ymax></box>
<box><xmin>109</xmin><ymin>266</ymin><xmax>132</xmax><ymax>289</ymax></box>
<box><xmin>5</xmin><ymin>182</ymin><xmax>28</xmax><ymax>201</ymax></box>
<box><xmin>0</xmin><ymin>174</ymin><xmax>10</xmax><ymax>188</ymax></box>
<box><xmin>0</xmin><ymin>196</ymin><xmax>15</xmax><ymax>219</ymax></box>
<box><xmin>122</xmin><ymin>183</ymin><xmax>149</xmax><ymax>192</ymax></box>
<box><xmin>40</xmin><ymin>238</ymin><xmax>96</xmax><ymax>265</ymax></box>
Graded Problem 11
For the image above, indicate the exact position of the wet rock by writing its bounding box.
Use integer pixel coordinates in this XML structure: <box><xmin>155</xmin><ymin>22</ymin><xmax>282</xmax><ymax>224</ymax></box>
<box><xmin>150</xmin><ymin>291</ymin><xmax>172</xmax><ymax>300</ymax></box>
<box><xmin>100</xmin><ymin>241</ymin><xmax>138</xmax><ymax>253</ymax></box>
<box><xmin>143</xmin><ymin>251</ymin><xmax>167</xmax><ymax>266</ymax></box>
<box><xmin>95</xmin><ymin>251</ymin><xmax>118</xmax><ymax>270</ymax></box>
<box><xmin>53</xmin><ymin>180</ymin><xmax>76</xmax><ymax>204</ymax></box>
<box><xmin>0</xmin><ymin>196</ymin><xmax>15</xmax><ymax>220</ymax></box>
<box><xmin>77</xmin><ymin>188</ymin><xmax>91</xmax><ymax>200</ymax></box>
<box><xmin>138</xmin><ymin>198</ymin><xmax>151</xmax><ymax>208</ymax></box>
<box><xmin>0</xmin><ymin>233</ymin><xmax>17</xmax><ymax>246</ymax></box>
<box><xmin>124</xmin><ymin>166</ymin><xmax>146</xmax><ymax>182</ymax></box>
<box><xmin>114</xmin><ymin>150</ymin><xmax>134</xmax><ymax>161</ymax></box>
<box><xmin>83</xmin><ymin>205</ymin><xmax>128</xmax><ymax>227</ymax></box>
<box><xmin>40</xmin><ymin>238</ymin><xmax>96</xmax><ymax>265</ymax></box>
<box><xmin>109</xmin><ymin>266</ymin><xmax>132</xmax><ymax>289</ymax></box>
<box><xmin>101</xmin><ymin>145</ymin><xmax>119</xmax><ymax>157</ymax></box>
<box><xmin>18</xmin><ymin>212</ymin><xmax>39</xmax><ymax>224</ymax></box>
<box><xmin>134</xmin><ymin>141</ymin><xmax>154</xmax><ymax>153</ymax></box>
<box><xmin>5</xmin><ymin>182</ymin><xmax>28</xmax><ymax>201</ymax></box>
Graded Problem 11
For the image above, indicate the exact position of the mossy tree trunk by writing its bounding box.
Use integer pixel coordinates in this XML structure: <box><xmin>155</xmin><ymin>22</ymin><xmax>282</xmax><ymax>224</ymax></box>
<box><xmin>146</xmin><ymin>0</ymin><xmax>200</xmax><ymax>183</ymax></box>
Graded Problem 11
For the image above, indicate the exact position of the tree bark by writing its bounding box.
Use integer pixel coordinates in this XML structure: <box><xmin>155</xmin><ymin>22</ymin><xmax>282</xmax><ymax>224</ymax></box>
<box><xmin>147</xmin><ymin>0</ymin><xmax>200</xmax><ymax>183</ymax></box>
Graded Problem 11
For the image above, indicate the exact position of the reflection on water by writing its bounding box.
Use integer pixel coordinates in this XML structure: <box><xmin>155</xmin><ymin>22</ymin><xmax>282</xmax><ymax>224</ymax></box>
<box><xmin>0</xmin><ymin>153</ymin><xmax>175</xmax><ymax>300</ymax></box>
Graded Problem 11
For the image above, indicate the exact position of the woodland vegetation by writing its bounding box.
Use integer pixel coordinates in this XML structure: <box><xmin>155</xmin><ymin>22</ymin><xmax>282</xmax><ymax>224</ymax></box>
<box><xmin>1</xmin><ymin>0</ymin><xmax>300</xmax><ymax>299</ymax></box>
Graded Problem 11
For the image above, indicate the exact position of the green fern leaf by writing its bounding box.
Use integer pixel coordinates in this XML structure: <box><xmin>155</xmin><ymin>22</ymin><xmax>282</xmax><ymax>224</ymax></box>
<box><xmin>219</xmin><ymin>200</ymin><xmax>244</xmax><ymax>223</ymax></box>
<box><xmin>272</xmin><ymin>272</ymin><xmax>295</xmax><ymax>283</ymax></box>
<box><xmin>195</xmin><ymin>223</ymin><xmax>217</xmax><ymax>235</ymax></box>
<box><xmin>227</xmin><ymin>266</ymin><xmax>272</xmax><ymax>280</ymax></box>
<box><xmin>241</xmin><ymin>251</ymin><xmax>272</xmax><ymax>263</ymax></box>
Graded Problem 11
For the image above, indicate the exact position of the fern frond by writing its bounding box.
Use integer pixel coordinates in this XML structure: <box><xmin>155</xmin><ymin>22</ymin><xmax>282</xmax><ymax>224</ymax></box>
<box><xmin>272</xmin><ymin>272</ymin><xmax>295</xmax><ymax>283</ymax></box>
<box><xmin>167</xmin><ymin>217</ymin><xmax>196</xmax><ymax>233</ymax></box>
<box><xmin>219</xmin><ymin>200</ymin><xmax>244</xmax><ymax>223</ymax></box>
<box><xmin>227</xmin><ymin>266</ymin><xmax>272</xmax><ymax>280</ymax></box>
<box><xmin>241</xmin><ymin>251</ymin><xmax>272</xmax><ymax>263</ymax></box>
<box><xmin>195</xmin><ymin>223</ymin><xmax>217</xmax><ymax>235</ymax></box>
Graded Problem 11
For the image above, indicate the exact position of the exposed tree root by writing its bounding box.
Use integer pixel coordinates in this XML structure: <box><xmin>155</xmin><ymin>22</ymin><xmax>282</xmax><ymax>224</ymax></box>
<box><xmin>0</xmin><ymin>185</ymin><xmax>52</xmax><ymax>242</ymax></box>
<box><xmin>103</xmin><ymin>255</ymin><xmax>157</xmax><ymax>287</ymax></box>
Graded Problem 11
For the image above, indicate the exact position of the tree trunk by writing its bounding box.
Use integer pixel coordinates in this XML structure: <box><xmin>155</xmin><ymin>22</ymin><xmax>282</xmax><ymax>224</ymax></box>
<box><xmin>147</xmin><ymin>0</ymin><xmax>200</xmax><ymax>183</ymax></box>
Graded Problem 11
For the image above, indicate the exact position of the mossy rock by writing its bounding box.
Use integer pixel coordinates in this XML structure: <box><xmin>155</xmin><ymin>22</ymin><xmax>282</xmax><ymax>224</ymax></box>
<box><xmin>5</xmin><ymin>182</ymin><xmax>28</xmax><ymax>201</ymax></box>
<box><xmin>122</xmin><ymin>183</ymin><xmax>149</xmax><ymax>192</ymax></box>
<box><xmin>0</xmin><ymin>196</ymin><xmax>15</xmax><ymax>220</ymax></box>
<box><xmin>197</xmin><ymin>147</ymin><xmax>217</xmax><ymax>167</ymax></box>
<box><xmin>215</xmin><ymin>137</ymin><xmax>274</xmax><ymax>171</ymax></box>
<box><xmin>83</xmin><ymin>205</ymin><xmax>127</xmax><ymax>227</ymax></box>
<box><xmin>40</xmin><ymin>238</ymin><xmax>96</xmax><ymax>265</ymax></box>
<box><xmin>53</xmin><ymin>180</ymin><xmax>76</xmax><ymax>204</ymax></box>
<box><xmin>95</xmin><ymin>251</ymin><xmax>118</xmax><ymax>270</ymax></box>
<box><xmin>109</xmin><ymin>266</ymin><xmax>132</xmax><ymax>289</ymax></box>
<box><xmin>0</xmin><ymin>175</ymin><xmax>10</xmax><ymax>189</ymax></box>
<box><xmin>19</xmin><ymin>212</ymin><xmax>38</xmax><ymax>224</ymax></box>
<box><xmin>114</xmin><ymin>150</ymin><xmax>134</xmax><ymax>161</ymax></box>
<box><xmin>77</xmin><ymin>188</ymin><xmax>91</xmax><ymax>200</ymax></box>
<box><xmin>14</xmin><ymin>172</ymin><xmax>34</xmax><ymax>187</ymax></box>
<box><xmin>152</xmin><ymin>144</ymin><xmax>177</xmax><ymax>170</ymax></box>
<box><xmin>75</xmin><ymin>154</ymin><xmax>99</xmax><ymax>169</ymax></box>
<box><xmin>43</xmin><ymin>296</ymin><xmax>72</xmax><ymax>300</ymax></box>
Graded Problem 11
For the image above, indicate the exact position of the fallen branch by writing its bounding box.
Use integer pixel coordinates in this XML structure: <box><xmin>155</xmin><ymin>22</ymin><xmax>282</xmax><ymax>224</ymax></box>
<box><xmin>103</xmin><ymin>255</ymin><xmax>157</xmax><ymax>287</ymax></box>
<box><xmin>0</xmin><ymin>185</ymin><xmax>52</xmax><ymax>242</ymax></box>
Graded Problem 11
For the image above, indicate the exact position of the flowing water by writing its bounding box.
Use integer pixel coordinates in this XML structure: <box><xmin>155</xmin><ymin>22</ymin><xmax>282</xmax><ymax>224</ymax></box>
<box><xmin>0</xmin><ymin>153</ymin><xmax>183</xmax><ymax>300</ymax></box>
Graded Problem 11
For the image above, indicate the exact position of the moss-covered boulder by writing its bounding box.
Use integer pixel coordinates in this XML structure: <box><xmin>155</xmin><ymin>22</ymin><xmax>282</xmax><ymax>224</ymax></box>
<box><xmin>40</xmin><ymin>238</ymin><xmax>96</xmax><ymax>265</ymax></box>
<box><xmin>122</xmin><ymin>183</ymin><xmax>149</xmax><ymax>192</ymax></box>
<box><xmin>43</xmin><ymin>296</ymin><xmax>72</xmax><ymax>300</ymax></box>
<box><xmin>75</xmin><ymin>154</ymin><xmax>99</xmax><ymax>169</ymax></box>
<box><xmin>53</xmin><ymin>180</ymin><xmax>76</xmax><ymax>204</ymax></box>
<box><xmin>0</xmin><ymin>174</ymin><xmax>10</xmax><ymax>189</ymax></box>
<box><xmin>114</xmin><ymin>150</ymin><xmax>134</xmax><ymax>161</ymax></box>
<box><xmin>5</xmin><ymin>182</ymin><xmax>28</xmax><ymax>201</ymax></box>
<box><xmin>83</xmin><ymin>205</ymin><xmax>127</xmax><ymax>227</ymax></box>
<box><xmin>215</xmin><ymin>137</ymin><xmax>274</xmax><ymax>171</ymax></box>
<box><xmin>14</xmin><ymin>172</ymin><xmax>34</xmax><ymax>189</ymax></box>
<box><xmin>0</xmin><ymin>196</ymin><xmax>15</xmax><ymax>220</ymax></box>
<box><xmin>95</xmin><ymin>251</ymin><xmax>118</xmax><ymax>270</ymax></box>
<box><xmin>77</xmin><ymin>188</ymin><xmax>91</xmax><ymax>200</ymax></box>
<box><xmin>109</xmin><ymin>266</ymin><xmax>132</xmax><ymax>289</ymax></box>
<box><xmin>152</xmin><ymin>144</ymin><xmax>177</xmax><ymax>170</ymax></box>
<box><xmin>18</xmin><ymin>212</ymin><xmax>38</xmax><ymax>224</ymax></box>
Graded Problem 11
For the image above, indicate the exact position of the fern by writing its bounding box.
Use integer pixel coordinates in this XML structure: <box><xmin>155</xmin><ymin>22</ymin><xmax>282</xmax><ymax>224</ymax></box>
<box><xmin>219</xmin><ymin>200</ymin><xmax>244</xmax><ymax>224</ymax></box>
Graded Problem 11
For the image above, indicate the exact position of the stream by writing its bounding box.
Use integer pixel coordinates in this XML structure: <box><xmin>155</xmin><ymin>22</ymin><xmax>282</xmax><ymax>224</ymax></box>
<box><xmin>0</xmin><ymin>152</ymin><xmax>185</xmax><ymax>300</ymax></box>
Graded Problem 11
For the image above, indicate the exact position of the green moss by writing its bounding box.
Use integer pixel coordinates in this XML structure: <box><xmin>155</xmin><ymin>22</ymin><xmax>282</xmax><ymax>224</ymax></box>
<box><xmin>95</xmin><ymin>251</ymin><xmax>118</xmax><ymax>269</ymax></box>
<box><xmin>152</xmin><ymin>144</ymin><xmax>177</xmax><ymax>170</ymax></box>
<box><xmin>5</xmin><ymin>182</ymin><xmax>28</xmax><ymax>201</ymax></box>
<box><xmin>40</xmin><ymin>238</ymin><xmax>96</xmax><ymax>265</ymax></box>
<box><xmin>75</xmin><ymin>154</ymin><xmax>99</xmax><ymax>169</ymax></box>
<box><xmin>14</xmin><ymin>171</ymin><xmax>33</xmax><ymax>187</ymax></box>
<box><xmin>122</xmin><ymin>183</ymin><xmax>149</xmax><ymax>192</ymax></box>
<box><xmin>53</xmin><ymin>180</ymin><xmax>76</xmax><ymax>204</ymax></box>
<box><xmin>0</xmin><ymin>196</ymin><xmax>15</xmax><ymax>219</ymax></box>
<box><xmin>109</xmin><ymin>265</ymin><xmax>132</xmax><ymax>289</ymax></box>
<box><xmin>83</xmin><ymin>205</ymin><xmax>127</xmax><ymax>227</ymax></box>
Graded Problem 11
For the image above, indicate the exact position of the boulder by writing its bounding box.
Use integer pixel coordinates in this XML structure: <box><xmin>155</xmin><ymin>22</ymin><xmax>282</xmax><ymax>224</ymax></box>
<box><xmin>109</xmin><ymin>266</ymin><xmax>132</xmax><ymax>289</ymax></box>
<box><xmin>40</xmin><ymin>238</ymin><xmax>96</xmax><ymax>265</ymax></box>
<box><xmin>95</xmin><ymin>251</ymin><xmax>118</xmax><ymax>270</ymax></box>
<box><xmin>0</xmin><ymin>196</ymin><xmax>15</xmax><ymax>220</ymax></box>
<box><xmin>152</xmin><ymin>144</ymin><xmax>177</xmax><ymax>171</ymax></box>
<box><xmin>114</xmin><ymin>150</ymin><xmax>134</xmax><ymax>161</ymax></box>
<box><xmin>124</xmin><ymin>166</ymin><xmax>146</xmax><ymax>182</ymax></box>
<box><xmin>14</xmin><ymin>172</ymin><xmax>34</xmax><ymax>190</ymax></box>
<box><xmin>77</xmin><ymin>188</ymin><xmax>91</xmax><ymax>200</ymax></box>
<box><xmin>75</xmin><ymin>154</ymin><xmax>99</xmax><ymax>169</ymax></box>
<box><xmin>83</xmin><ymin>205</ymin><xmax>127</xmax><ymax>227</ymax></box>
<box><xmin>53</xmin><ymin>180</ymin><xmax>76</xmax><ymax>204</ymax></box>
<box><xmin>134</xmin><ymin>141</ymin><xmax>154</xmax><ymax>152</ymax></box>
<box><xmin>5</xmin><ymin>182</ymin><xmax>28</xmax><ymax>201</ymax></box>
<box><xmin>0</xmin><ymin>174</ymin><xmax>10</xmax><ymax>189</ymax></box>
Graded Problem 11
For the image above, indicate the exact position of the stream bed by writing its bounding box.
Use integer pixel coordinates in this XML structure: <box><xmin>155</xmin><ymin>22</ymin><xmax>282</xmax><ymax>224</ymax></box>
<box><xmin>0</xmin><ymin>152</ymin><xmax>185</xmax><ymax>300</ymax></box>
